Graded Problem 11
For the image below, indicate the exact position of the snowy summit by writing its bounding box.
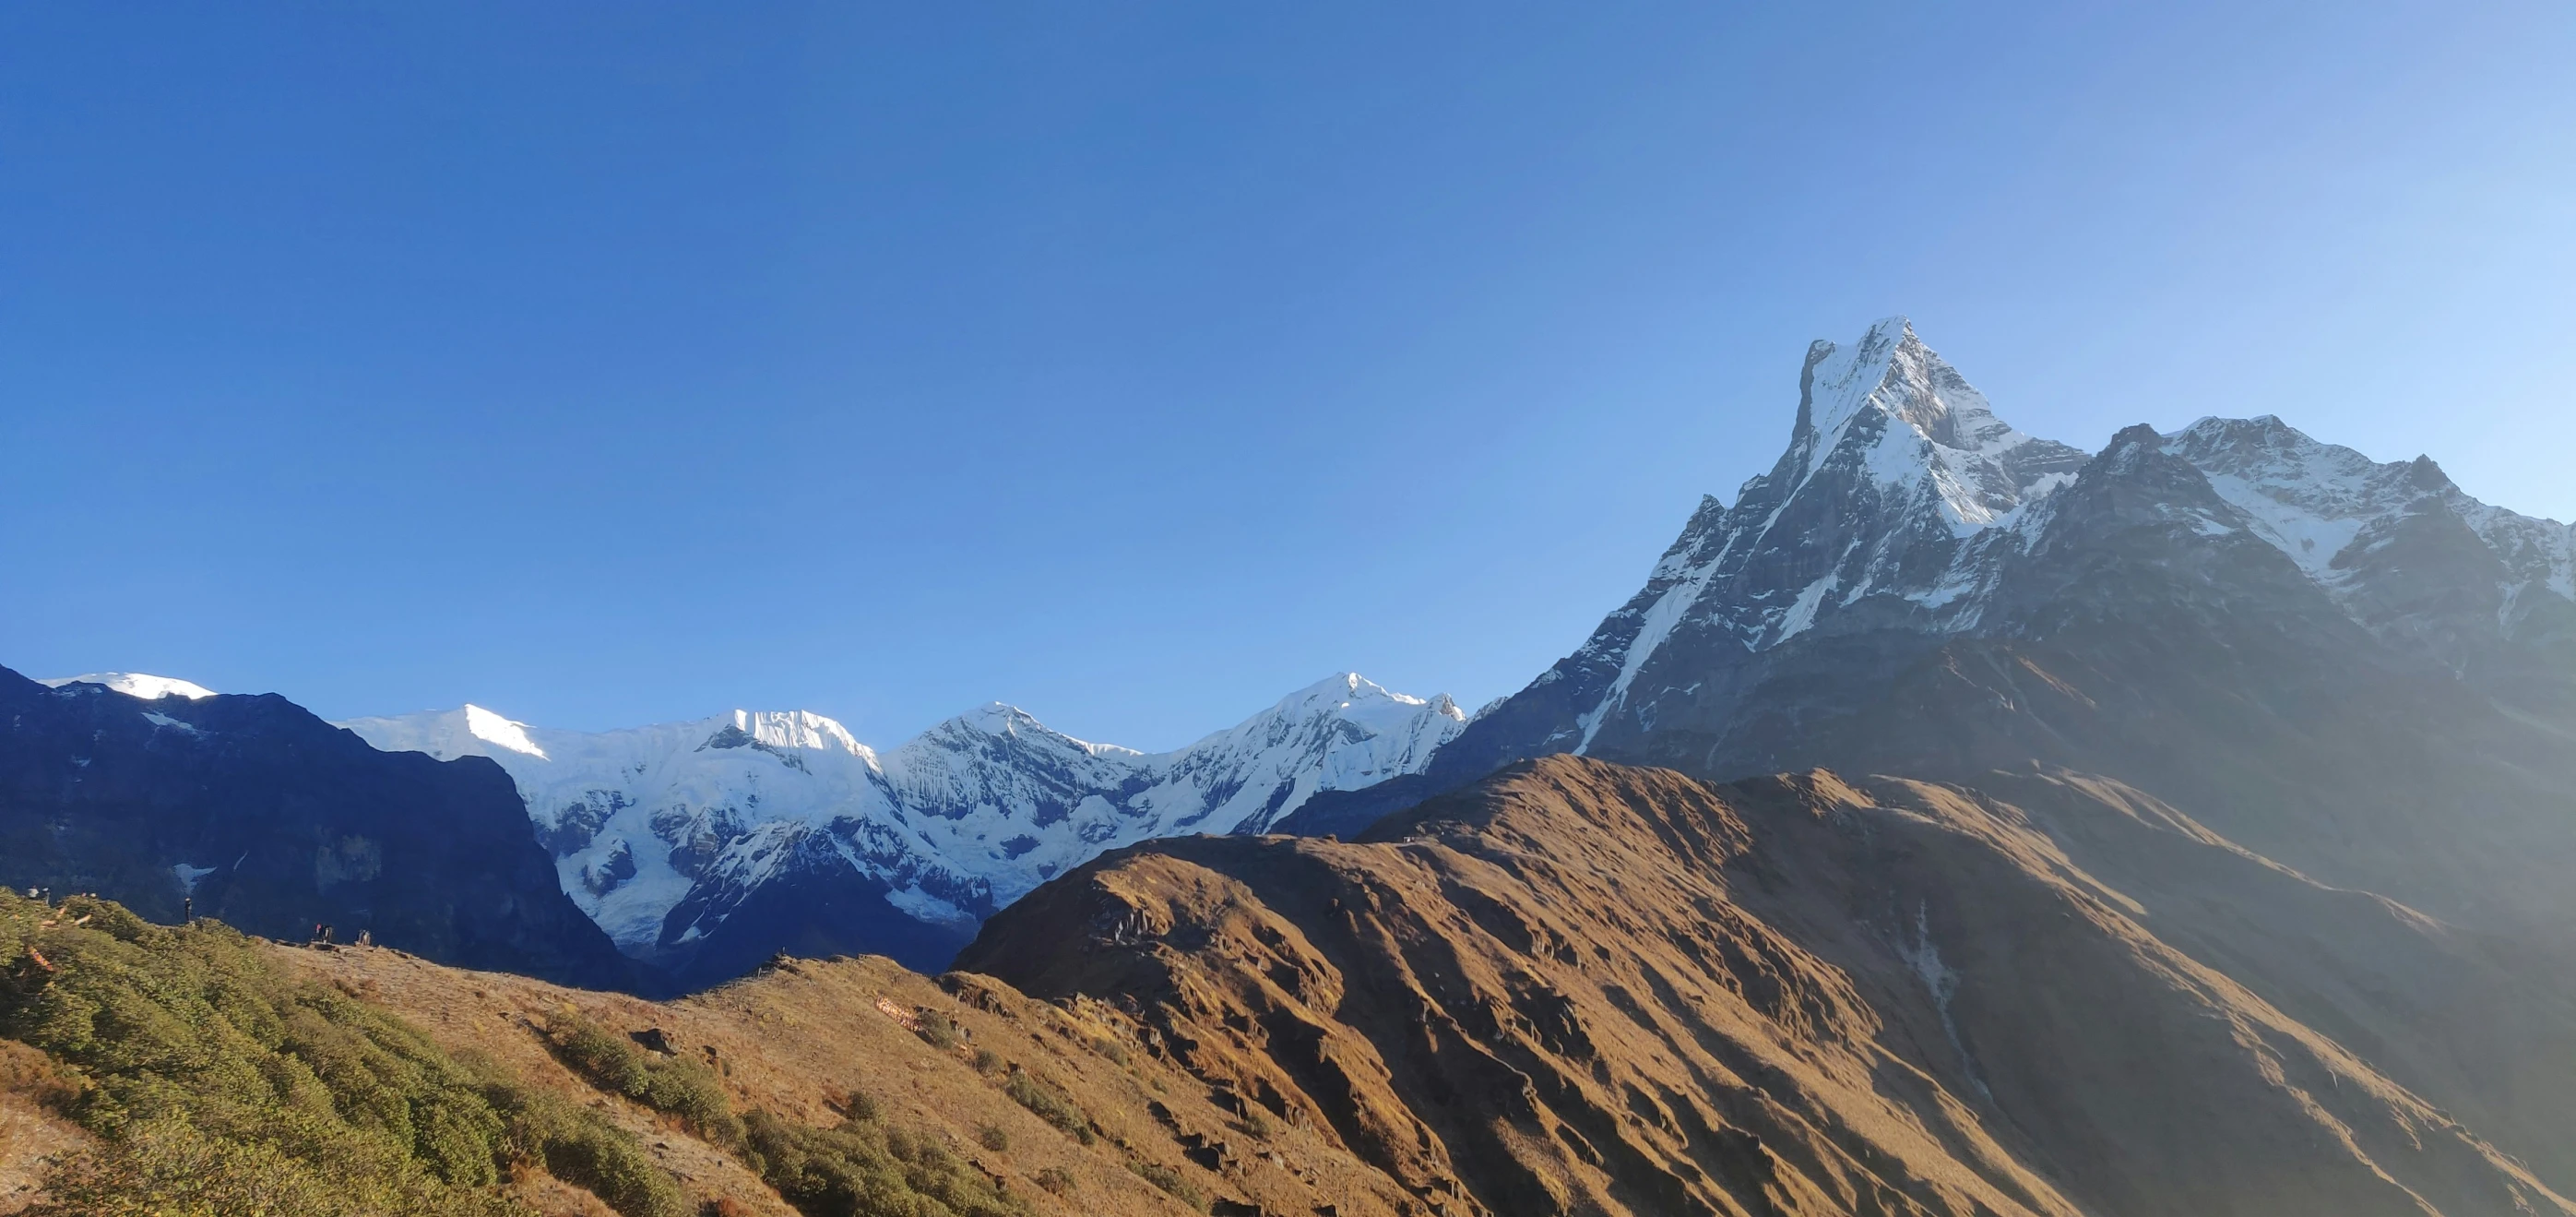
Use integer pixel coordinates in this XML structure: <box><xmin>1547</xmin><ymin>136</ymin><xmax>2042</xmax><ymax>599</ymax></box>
<box><xmin>36</xmin><ymin>672</ymin><xmax>220</xmax><ymax>700</ymax></box>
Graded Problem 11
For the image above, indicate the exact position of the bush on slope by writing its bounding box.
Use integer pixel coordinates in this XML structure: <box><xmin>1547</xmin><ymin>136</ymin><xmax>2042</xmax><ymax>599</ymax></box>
<box><xmin>0</xmin><ymin>889</ymin><xmax>683</xmax><ymax>1217</ymax></box>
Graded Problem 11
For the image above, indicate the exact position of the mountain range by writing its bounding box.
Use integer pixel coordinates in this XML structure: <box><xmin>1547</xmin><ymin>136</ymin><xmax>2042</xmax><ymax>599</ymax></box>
<box><xmin>10</xmin><ymin>317</ymin><xmax>2576</xmax><ymax>1216</ymax></box>
<box><xmin>320</xmin><ymin>674</ymin><xmax>1466</xmax><ymax>984</ymax></box>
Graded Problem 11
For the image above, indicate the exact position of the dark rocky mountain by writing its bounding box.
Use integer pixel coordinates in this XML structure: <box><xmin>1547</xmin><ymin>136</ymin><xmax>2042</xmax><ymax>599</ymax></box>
<box><xmin>1403</xmin><ymin>318</ymin><xmax>2576</xmax><ymax>939</ymax></box>
<box><xmin>0</xmin><ymin>665</ymin><xmax>635</xmax><ymax>990</ymax></box>
<box><xmin>966</xmin><ymin>754</ymin><xmax>2576</xmax><ymax>1217</ymax></box>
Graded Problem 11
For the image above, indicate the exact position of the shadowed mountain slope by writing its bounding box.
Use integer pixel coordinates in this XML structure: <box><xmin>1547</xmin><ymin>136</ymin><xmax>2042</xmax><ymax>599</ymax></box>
<box><xmin>0</xmin><ymin>665</ymin><xmax>634</xmax><ymax>990</ymax></box>
<box><xmin>963</xmin><ymin>755</ymin><xmax>2576</xmax><ymax>1217</ymax></box>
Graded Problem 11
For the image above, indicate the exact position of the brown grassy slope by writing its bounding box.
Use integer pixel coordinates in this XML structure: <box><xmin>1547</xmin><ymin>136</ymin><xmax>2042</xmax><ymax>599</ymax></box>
<box><xmin>960</xmin><ymin>755</ymin><xmax>2573</xmax><ymax>1217</ymax></box>
<box><xmin>0</xmin><ymin>1042</ymin><xmax>89</xmax><ymax>1216</ymax></box>
<box><xmin>273</xmin><ymin>937</ymin><xmax>1420</xmax><ymax>1217</ymax></box>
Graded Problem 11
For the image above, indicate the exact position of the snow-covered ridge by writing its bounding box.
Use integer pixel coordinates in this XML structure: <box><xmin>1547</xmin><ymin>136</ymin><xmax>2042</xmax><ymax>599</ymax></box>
<box><xmin>338</xmin><ymin>673</ymin><xmax>1466</xmax><ymax>959</ymax></box>
<box><xmin>2164</xmin><ymin>415</ymin><xmax>2576</xmax><ymax>603</ymax></box>
<box><xmin>38</xmin><ymin>672</ymin><xmax>218</xmax><ymax>700</ymax></box>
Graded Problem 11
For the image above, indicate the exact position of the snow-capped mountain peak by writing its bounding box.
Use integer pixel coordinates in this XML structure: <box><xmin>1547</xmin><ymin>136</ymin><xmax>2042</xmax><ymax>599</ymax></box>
<box><xmin>943</xmin><ymin>701</ymin><xmax>1144</xmax><ymax>758</ymax></box>
<box><xmin>334</xmin><ymin>703</ymin><xmax>549</xmax><ymax>759</ymax></box>
<box><xmin>2160</xmin><ymin>414</ymin><xmax>2576</xmax><ymax>646</ymax></box>
<box><xmin>1541</xmin><ymin>319</ymin><xmax>2092</xmax><ymax>751</ymax></box>
<box><xmin>1270</xmin><ymin>671</ymin><xmax>1451</xmax><ymax>717</ymax></box>
<box><xmin>728</xmin><ymin>709</ymin><xmax>871</xmax><ymax>757</ymax></box>
<box><xmin>1788</xmin><ymin>316</ymin><xmax>2082</xmax><ymax>536</ymax></box>
<box><xmin>37</xmin><ymin>672</ymin><xmax>219</xmax><ymax>700</ymax></box>
<box><xmin>1482</xmin><ymin>317</ymin><xmax>2576</xmax><ymax>768</ymax></box>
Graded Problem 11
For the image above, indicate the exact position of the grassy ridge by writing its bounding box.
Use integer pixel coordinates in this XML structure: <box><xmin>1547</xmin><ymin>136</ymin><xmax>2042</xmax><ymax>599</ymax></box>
<box><xmin>0</xmin><ymin>889</ymin><xmax>683</xmax><ymax>1217</ymax></box>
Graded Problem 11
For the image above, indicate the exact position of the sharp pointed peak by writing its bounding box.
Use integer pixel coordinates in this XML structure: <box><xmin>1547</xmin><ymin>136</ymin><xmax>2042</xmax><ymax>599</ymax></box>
<box><xmin>1805</xmin><ymin>315</ymin><xmax>1917</xmax><ymax>361</ymax></box>
<box><xmin>1791</xmin><ymin>315</ymin><xmax>2025</xmax><ymax>461</ymax></box>
<box><xmin>1862</xmin><ymin>314</ymin><xmax>1918</xmax><ymax>345</ymax></box>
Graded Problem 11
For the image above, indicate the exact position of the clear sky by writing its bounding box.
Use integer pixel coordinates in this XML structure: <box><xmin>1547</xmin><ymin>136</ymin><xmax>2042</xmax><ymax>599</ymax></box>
<box><xmin>4</xmin><ymin>2</ymin><xmax>2571</xmax><ymax>748</ymax></box>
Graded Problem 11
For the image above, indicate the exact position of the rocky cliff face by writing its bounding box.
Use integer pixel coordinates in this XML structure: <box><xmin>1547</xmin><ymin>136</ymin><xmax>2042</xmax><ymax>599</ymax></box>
<box><xmin>962</xmin><ymin>755</ymin><xmax>2576</xmax><ymax>1217</ymax></box>
<box><xmin>0</xmin><ymin>666</ymin><xmax>634</xmax><ymax>989</ymax></box>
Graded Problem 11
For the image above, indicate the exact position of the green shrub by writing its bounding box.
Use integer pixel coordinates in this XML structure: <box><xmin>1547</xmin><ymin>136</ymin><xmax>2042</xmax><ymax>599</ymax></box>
<box><xmin>1123</xmin><ymin>1159</ymin><xmax>1206</xmax><ymax>1211</ymax></box>
<box><xmin>483</xmin><ymin>1080</ymin><xmax>688</xmax><ymax>1217</ymax></box>
<box><xmin>0</xmin><ymin>889</ymin><xmax>682</xmax><ymax>1217</ymax></box>
<box><xmin>742</xmin><ymin>1108</ymin><xmax>1025</xmax><ymax>1217</ymax></box>
<box><xmin>914</xmin><ymin>1010</ymin><xmax>960</xmax><ymax>1051</ymax></box>
<box><xmin>838</xmin><ymin>1088</ymin><xmax>881</xmax><ymax>1122</ymax></box>
<box><xmin>1034</xmin><ymin>1165</ymin><xmax>1074</xmax><ymax>1195</ymax></box>
<box><xmin>1002</xmin><ymin>1071</ymin><xmax>1094</xmax><ymax>1145</ymax></box>
<box><xmin>542</xmin><ymin>1012</ymin><xmax>746</xmax><ymax>1151</ymax></box>
<box><xmin>540</xmin><ymin>1005</ymin><xmax>1032</xmax><ymax>1217</ymax></box>
<box><xmin>976</xmin><ymin>1122</ymin><xmax>1010</xmax><ymax>1152</ymax></box>
<box><xmin>29</xmin><ymin>1116</ymin><xmax>394</xmax><ymax>1217</ymax></box>
<box><xmin>970</xmin><ymin>1047</ymin><xmax>1003</xmax><ymax>1074</ymax></box>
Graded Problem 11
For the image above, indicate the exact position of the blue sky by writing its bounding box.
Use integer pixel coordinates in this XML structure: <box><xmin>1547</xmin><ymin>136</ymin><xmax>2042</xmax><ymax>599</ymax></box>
<box><xmin>5</xmin><ymin>2</ymin><xmax>2571</xmax><ymax>748</ymax></box>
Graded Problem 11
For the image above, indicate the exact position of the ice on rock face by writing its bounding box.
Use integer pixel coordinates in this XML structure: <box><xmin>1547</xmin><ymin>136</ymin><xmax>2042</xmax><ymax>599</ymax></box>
<box><xmin>339</xmin><ymin>672</ymin><xmax>1466</xmax><ymax>950</ymax></box>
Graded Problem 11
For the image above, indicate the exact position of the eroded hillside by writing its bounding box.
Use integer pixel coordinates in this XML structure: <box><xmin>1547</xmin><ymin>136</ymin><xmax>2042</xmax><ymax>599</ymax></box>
<box><xmin>962</xmin><ymin>756</ymin><xmax>2576</xmax><ymax>1217</ymax></box>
